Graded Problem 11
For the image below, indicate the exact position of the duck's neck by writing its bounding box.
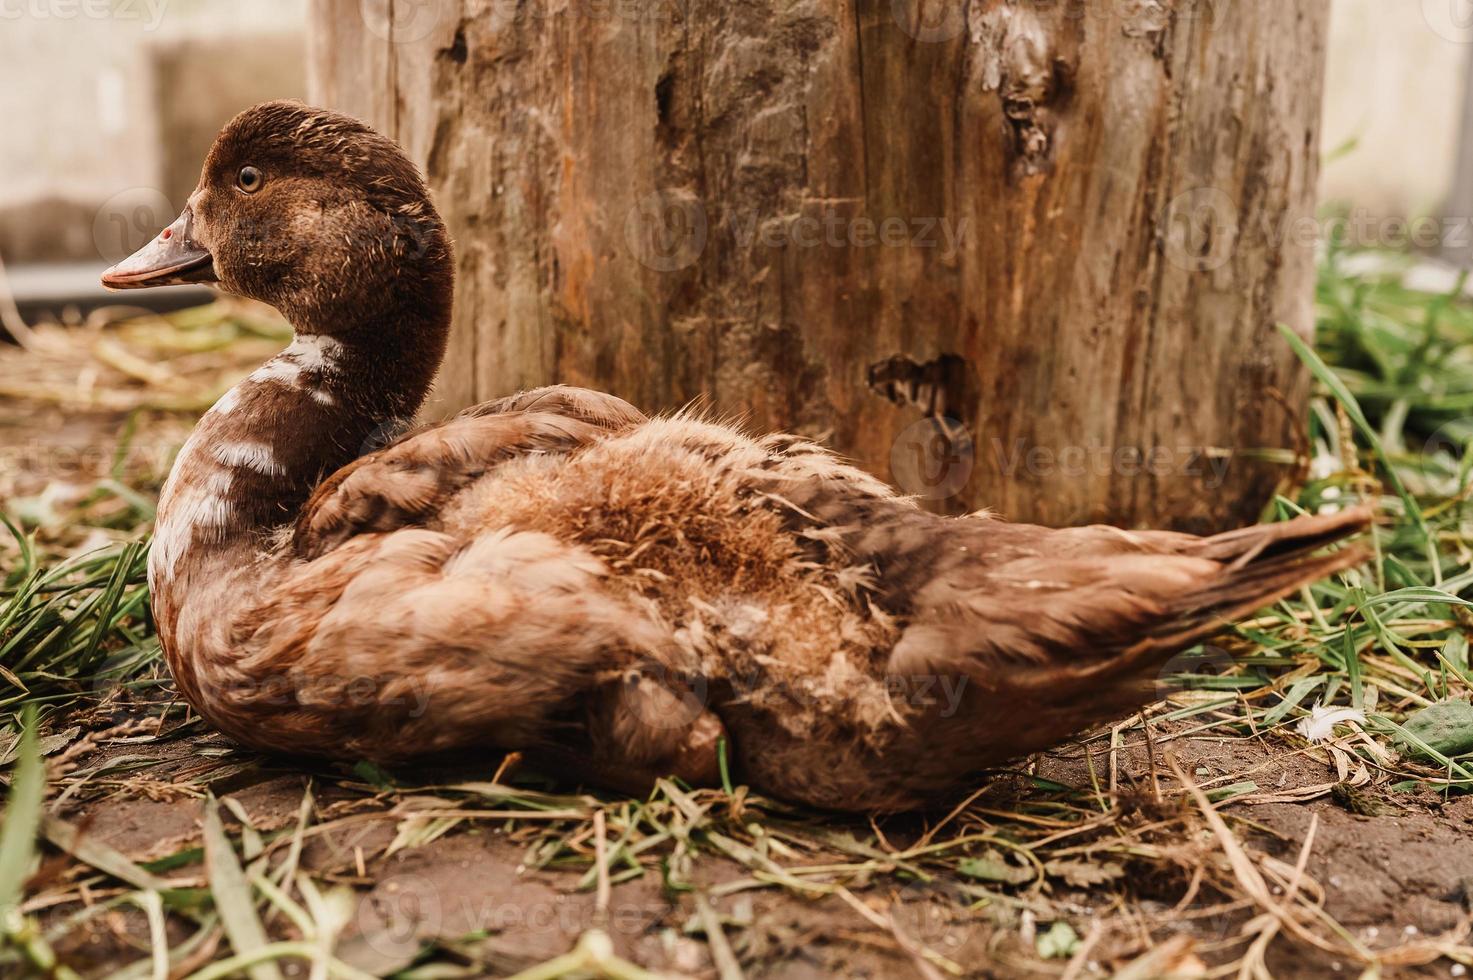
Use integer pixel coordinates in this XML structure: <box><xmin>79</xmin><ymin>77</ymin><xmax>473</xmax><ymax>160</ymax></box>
<box><xmin>148</xmin><ymin>303</ymin><xmax>450</xmax><ymax>603</ymax></box>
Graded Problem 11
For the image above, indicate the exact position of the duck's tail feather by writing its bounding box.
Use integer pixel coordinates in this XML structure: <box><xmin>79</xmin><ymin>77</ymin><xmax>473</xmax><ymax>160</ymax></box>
<box><xmin>889</xmin><ymin>506</ymin><xmax>1375</xmax><ymax>702</ymax></box>
<box><xmin>883</xmin><ymin>506</ymin><xmax>1374</xmax><ymax>784</ymax></box>
<box><xmin>1133</xmin><ymin>506</ymin><xmax>1374</xmax><ymax>657</ymax></box>
<box><xmin>1177</xmin><ymin>505</ymin><xmax>1375</xmax><ymax>568</ymax></box>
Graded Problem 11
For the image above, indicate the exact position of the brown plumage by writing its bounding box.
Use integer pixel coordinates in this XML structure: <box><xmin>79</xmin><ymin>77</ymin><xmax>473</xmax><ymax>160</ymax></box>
<box><xmin>102</xmin><ymin>102</ymin><xmax>1371</xmax><ymax>812</ymax></box>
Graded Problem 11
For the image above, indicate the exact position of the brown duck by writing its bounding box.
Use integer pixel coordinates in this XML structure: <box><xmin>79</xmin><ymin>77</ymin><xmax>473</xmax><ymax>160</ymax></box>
<box><xmin>103</xmin><ymin>102</ymin><xmax>1369</xmax><ymax>812</ymax></box>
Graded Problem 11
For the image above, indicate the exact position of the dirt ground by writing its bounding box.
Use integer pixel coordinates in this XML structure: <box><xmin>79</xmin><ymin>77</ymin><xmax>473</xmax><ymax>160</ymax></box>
<box><xmin>26</xmin><ymin>698</ymin><xmax>1473</xmax><ymax>979</ymax></box>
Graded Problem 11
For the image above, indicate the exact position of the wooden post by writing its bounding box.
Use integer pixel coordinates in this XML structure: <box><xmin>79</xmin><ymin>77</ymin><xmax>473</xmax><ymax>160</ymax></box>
<box><xmin>309</xmin><ymin>0</ymin><xmax>1330</xmax><ymax>532</ymax></box>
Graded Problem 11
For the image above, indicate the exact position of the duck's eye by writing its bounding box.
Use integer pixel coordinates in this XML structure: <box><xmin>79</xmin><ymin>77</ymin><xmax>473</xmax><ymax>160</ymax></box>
<box><xmin>237</xmin><ymin>166</ymin><xmax>264</xmax><ymax>194</ymax></box>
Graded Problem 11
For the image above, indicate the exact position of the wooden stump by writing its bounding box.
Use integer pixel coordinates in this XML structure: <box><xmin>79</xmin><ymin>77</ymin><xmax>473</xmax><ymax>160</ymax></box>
<box><xmin>309</xmin><ymin>0</ymin><xmax>1329</xmax><ymax>532</ymax></box>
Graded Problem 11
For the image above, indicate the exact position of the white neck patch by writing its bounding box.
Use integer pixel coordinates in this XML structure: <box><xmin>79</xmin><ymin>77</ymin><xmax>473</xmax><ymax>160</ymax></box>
<box><xmin>285</xmin><ymin>334</ymin><xmax>346</xmax><ymax>372</ymax></box>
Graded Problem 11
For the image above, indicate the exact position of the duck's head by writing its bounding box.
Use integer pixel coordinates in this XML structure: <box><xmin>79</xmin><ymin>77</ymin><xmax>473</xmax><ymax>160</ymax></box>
<box><xmin>102</xmin><ymin>101</ymin><xmax>453</xmax><ymax>340</ymax></box>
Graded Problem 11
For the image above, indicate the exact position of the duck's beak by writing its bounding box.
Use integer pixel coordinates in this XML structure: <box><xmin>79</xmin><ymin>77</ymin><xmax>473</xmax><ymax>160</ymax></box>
<box><xmin>101</xmin><ymin>206</ymin><xmax>218</xmax><ymax>290</ymax></box>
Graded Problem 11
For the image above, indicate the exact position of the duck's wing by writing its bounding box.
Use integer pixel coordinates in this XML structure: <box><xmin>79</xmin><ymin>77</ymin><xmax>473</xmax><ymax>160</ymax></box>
<box><xmin>772</xmin><ymin>475</ymin><xmax>1368</xmax><ymax>699</ymax></box>
<box><xmin>208</xmin><ymin>522</ymin><xmax>671</xmax><ymax>757</ymax></box>
<box><xmin>867</xmin><ymin>505</ymin><xmax>1372</xmax><ymax>701</ymax></box>
<box><xmin>458</xmin><ymin>385</ymin><xmax>648</xmax><ymax>428</ymax></box>
<box><xmin>292</xmin><ymin>386</ymin><xmax>645</xmax><ymax>559</ymax></box>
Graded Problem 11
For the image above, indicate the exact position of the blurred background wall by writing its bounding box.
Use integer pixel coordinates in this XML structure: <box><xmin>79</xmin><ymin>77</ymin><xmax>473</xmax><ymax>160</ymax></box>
<box><xmin>0</xmin><ymin>0</ymin><xmax>1469</xmax><ymax>299</ymax></box>
<box><xmin>1321</xmin><ymin>0</ymin><xmax>1471</xmax><ymax>216</ymax></box>
<box><xmin>0</xmin><ymin>0</ymin><xmax>306</xmax><ymax>278</ymax></box>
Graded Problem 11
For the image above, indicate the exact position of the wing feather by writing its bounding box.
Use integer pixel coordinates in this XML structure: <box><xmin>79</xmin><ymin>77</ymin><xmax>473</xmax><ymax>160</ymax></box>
<box><xmin>293</xmin><ymin>387</ymin><xmax>646</xmax><ymax>558</ymax></box>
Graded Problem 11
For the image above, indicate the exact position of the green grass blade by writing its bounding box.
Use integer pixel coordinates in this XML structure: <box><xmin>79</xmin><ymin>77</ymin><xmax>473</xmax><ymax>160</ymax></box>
<box><xmin>1344</xmin><ymin>625</ymin><xmax>1364</xmax><ymax>711</ymax></box>
<box><xmin>1364</xmin><ymin>587</ymin><xmax>1473</xmax><ymax>610</ymax></box>
<box><xmin>203</xmin><ymin>795</ymin><xmax>282</xmax><ymax>980</ymax></box>
<box><xmin>0</xmin><ymin>706</ymin><xmax>44</xmax><ymax>912</ymax></box>
<box><xmin>1278</xmin><ymin>322</ymin><xmax>1430</xmax><ymax>545</ymax></box>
